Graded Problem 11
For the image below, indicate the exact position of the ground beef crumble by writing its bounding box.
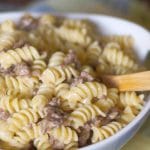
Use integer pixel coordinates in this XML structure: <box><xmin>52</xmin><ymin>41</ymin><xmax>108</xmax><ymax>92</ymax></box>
<box><xmin>0</xmin><ymin>108</ymin><xmax>10</xmax><ymax>121</ymax></box>
<box><xmin>13</xmin><ymin>63</ymin><xmax>31</xmax><ymax>76</ymax></box>
<box><xmin>63</xmin><ymin>50</ymin><xmax>80</xmax><ymax>68</ymax></box>
<box><xmin>71</xmin><ymin>71</ymin><xmax>94</xmax><ymax>86</ymax></box>
<box><xmin>49</xmin><ymin>136</ymin><xmax>64</xmax><ymax>150</ymax></box>
<box><xmin>0</xmin><ymin>63</ymin><xmax>31</xmax><ymax>76</ymax></box>
<box><xmin>77</xmin><ymin>124</ymin><xmax>92</xmax><ymax>147</ymax></box>
<box><xmin>39</xmin><ymin>98</ymin><xmax>68</xmax><ymax>134</ymax></box>
<box><xmin>19</xmin><ymin>14</ymin><xmax>38</xmax><ymax>31</ymax></box>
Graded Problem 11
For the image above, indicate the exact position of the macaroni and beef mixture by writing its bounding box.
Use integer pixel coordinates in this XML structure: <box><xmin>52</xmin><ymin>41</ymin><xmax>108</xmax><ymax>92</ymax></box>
<box><xmin>0</xmin><ymin>14</ymin><xmax>144</xmax><ymax>150</ymax></box>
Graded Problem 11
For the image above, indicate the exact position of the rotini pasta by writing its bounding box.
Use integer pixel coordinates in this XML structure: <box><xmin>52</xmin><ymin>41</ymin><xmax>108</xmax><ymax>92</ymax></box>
<box><xmin>63</xmin><ymin>81</ymin><xmax>107</xmax><ymax>106</ymax></box>
<box><xmin>8</xmin><ymin>108</ymin><xmax>40</xmax><ymax>133</ymax></box>
<box><xmin>49</xmin><ymin>125</ymin><xmax>78</xmax><ymax>145</ymax></box>
<box><xmin>119</xmin><ymin>92</ymin><xmax>144</xmax><ymax>109</ymax></box>
<box><xmin>86</xmin><ymin>41</ymin><xmax>102</xmax><ymax>66</ymax></box>
<box><xmin>102</xmin><ymin>43</ymin><xmax>138</xmax><ymax>71</ymax></box>
<box><xmin>92</xmin><ymin>121</ymin><xmax>123</xmax><ymax>143</ymax></box>
<box><xmin>0</xmin><ymin>45</ymin><xmax>41</xmax><ymax>69</ymax></box>
<box><xmin>48</xmin><ymin>51</ymin><xmax>66</xmax><ymax>67</ymax></box>
<box><xmin>34</xmin><ymin>134</ymin><xmax>52</xmax><ymax>150</ymax></box>
<box><xmin>10</xmin><ymin>124</ymin><xmax>41</xmax><ymax>148</ymax></box>
<box><xmin>69</xmin><ymin>104</ymin><xmax>106</xmax><ymax>129</ymax></box>
<box><xmin>32</xmin><ymin>59</ymin><xmax>47</xmax><ymax>77</ymax></box>
<box><xmin>119</xmin><ymin>106</ymin><xmax>138</xmax><ymax>123</ymax></box>
<box><xmin>41</xmin><ymin>66</ymin><xmax>79</xmax><ymax>85</ymax></box>
<box><xmin>0</xmin><ymin>95</ymin><xmax>31</xmax><ymax>114</ymax></box>
<box><xmin>0</xmin><ymin>76</ymin><xmax>38</xmax><ymax>97</ymax></box>
<box><xmin>56</xmin><ymin>26</ymin><xmax>92</xmax><ymax>46</ymax></box>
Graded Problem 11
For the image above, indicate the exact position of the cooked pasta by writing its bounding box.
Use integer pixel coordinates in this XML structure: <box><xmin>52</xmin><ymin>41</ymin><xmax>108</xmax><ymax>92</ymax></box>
<box><xmin>48</xmin><ymin>51</ymin><xmax>66</xmax><ymax>67</ymax></box>
<box><xmin>10</xmin><ymin>124</ymin><xmax>41</xmax><ymax>148</ymax></box>
<box><xmin>41</xmin><ymin>66</ymin><xmax>79</xmax><ymax>85</ymax></box>
<box><xmin>0</xmin><ymin>76</ymin><xmax>38</xmax><ymax>97</ymax></box>
<box><xmin>102</xmin><ymin>43</ymin><xmax>138</xmax><ymax>71</ymax></box>
<box><xmin>119</xmin><ymin>92</ymin><xmax>144</xmax><ymax>109</ymax></box>
<box><xmin>86</xmin><ymin>41</ymin><xmax>102</xmax><ymax>66</ymax></box>
<box><xmin>0</xmin><ymin>95</ymin><xmax>31</xmax><ymax>114</ymax></box>
<box><xmin>55</xmin><ymin>83</ymin><xmax>70</xmax><ymax>97</ymax></box>
<box><xmin>32</xmin><ymin>59</ymin><xmax>47</xmax><ymax>77</ymax></box>
<box><xmin>8</xmin><ymin>108</ymin><xmax>40</xmax><ymax>133</ymax></box>
<box><xmin>49</xmin><ymin>125</ymin><xmax>78</xmax><ymax>145</ymax></box>
<box><xmin>34</xmin><ymin>134</ymin><xmax>52</xmax><ymax>150</ymax></box>
<box><xmin>0</xmin><ymin>31</ymin><xmax>25</xmax><ymax>52</ymax></box>
<box><xmin>0</xmin><ymin>45</ymin><xmax>41</xmax><ymax>69</ymax></box>
<box><xmin>91</xmin><ymin>121</ymin><xmax>123</xmax><ymax>143</ymax></box>
<box><xmin>64</xmin><ymin>142</ymin><xmax>78</xmax><ymax>150</ymax></box>
<box><xmin>63</xmin><ymin>82</ymin><xmax>107</xmax><ymax>107</ymax></box>
<box><xmin>119</xmin><ymin>106</ymin><xmax>138</xmax><ymax>123</ymax></box>
<box><xmin>57</xmin><ymin>26</ymin><xmax>92</xmax><ymax>46</ymax></box>
<box><xmin>69</xmin><ymin>104</ymin><xmax>106</xmax><ymax>129</ymax></box>
<box><xmin>0</xmin><ymin>14</ymin><xmax>145</xmax><ymax>149</ymax></box>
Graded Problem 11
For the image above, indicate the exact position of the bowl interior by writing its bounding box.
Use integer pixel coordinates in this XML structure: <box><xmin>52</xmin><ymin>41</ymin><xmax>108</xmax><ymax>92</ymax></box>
<box><xmin>0</xmin><ymin>12</ymin><xmax>149</xmax><ymax>150</ymax></box>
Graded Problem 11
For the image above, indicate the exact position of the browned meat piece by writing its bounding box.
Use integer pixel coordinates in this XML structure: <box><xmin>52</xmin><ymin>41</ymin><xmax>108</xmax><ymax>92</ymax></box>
<box><xmin>49</xmin><ymin>136</ymin><xmax>64</xmax><ymax>150</ymax></box>
<box><xmin>48</xmin><ymin>97</ymin><xmax>61</xmax><ymax>107</ymax></box>
<box><xmin>71</xmin><ymin>71</ymin><xmax>94</xmax><ymax>86</ymax></box>
<box><xmin>19</xmin><ymin>14</ymin><xmax>38</xmax><ymax>30</ymax></box>
<box><xmin>44</xmin><ymin>106</ymin><xmax>65</xmax><ymax>124</ymax></box>
<box><xmin>89</xmin><ymin>115</ymin><xmax>104</xmax><ymax>127</ymax></box>
<box><xmin>64</xmin><ymin>50</ymin><xmax>80</xmax><ymax>68</ymax></box>
<box><xmin>80</xmin><ymin>71</ymin><xmax>94</xmax><ymax>81</ymax></box>
<box><xmin>14</xmin><ymin>63</ymin><xmax>31</xmax><ymax>76</ymax></box>
<box><xmin>100</xmin><ymin>107</ymin><xmax>122</xmax><ymax>126</ymax></box>
<box><xmin>39</xmin><ymin>98</ymin><xmax>67</xmax><ymax>133</ymax></box>
<box><xmin>78</xmin><ymin>124</ymin><xmax>91</xmax><ymax>147</ymax></box>
<box><xmin>0</xmin><ymin>65</ymin><xmax>14</xmax><ymax>75</ymax></box>
<box><xmin>0</xmin><ymin>108</ymin><xmax>10</xmax><ymax>121</ymax></box>
<box><xmin>107</xmin><ymin>107</ymin><xmax>121</xmax><ymax>120</ymax></box>
<box><xmin>38</xmin><ymin>119</ymin><xmax>57</xmax><ymax>134</ymax></box>
<box><xmin>92</xmin><ymin>95</ymin><xmax>107</xmax><ymax>103</ymax></box>
<box><xmin>13</xmin><ymin>38</ymin><xmax>26</xmax><ymax>49</ymax></box>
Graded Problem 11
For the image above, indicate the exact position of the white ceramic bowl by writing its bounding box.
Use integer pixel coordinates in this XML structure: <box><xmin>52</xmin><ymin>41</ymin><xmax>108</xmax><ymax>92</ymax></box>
<box><xmin>0</xmin><ymin>12</ymin><xmax>149</xmax><ymax>150</ymax></box>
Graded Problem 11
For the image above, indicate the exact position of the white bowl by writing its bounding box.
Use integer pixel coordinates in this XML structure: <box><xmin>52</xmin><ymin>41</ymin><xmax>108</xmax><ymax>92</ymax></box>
<box><xmin>0</xmin><ymin>12</ymin><xmax>149</xmax><ymax>150</ymax></box>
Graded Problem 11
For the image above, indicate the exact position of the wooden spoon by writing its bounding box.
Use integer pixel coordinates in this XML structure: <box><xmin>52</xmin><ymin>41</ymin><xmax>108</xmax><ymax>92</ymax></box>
<box><xmin>101</xmin><ymin>71</ymin><xmax>150</xmax><ymax>91</ymax></box>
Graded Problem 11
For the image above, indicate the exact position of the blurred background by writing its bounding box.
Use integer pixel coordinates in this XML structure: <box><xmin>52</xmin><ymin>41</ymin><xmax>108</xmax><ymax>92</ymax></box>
<box><xmin>0</xmin><ymin>0</ymin><xmax>150</xmax><ymax>29</ymax></box>
<box><xmin>0</xmin><ymin>0</ymin><xmax>149</xmax><ymax>150</ymax></box>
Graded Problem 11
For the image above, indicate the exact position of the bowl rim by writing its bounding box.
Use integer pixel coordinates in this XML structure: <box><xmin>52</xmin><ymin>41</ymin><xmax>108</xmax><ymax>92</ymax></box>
<box><xmin>0</xmin><ymin>12</ymin><xmax>149</xmax><ymax>150</ymax></box>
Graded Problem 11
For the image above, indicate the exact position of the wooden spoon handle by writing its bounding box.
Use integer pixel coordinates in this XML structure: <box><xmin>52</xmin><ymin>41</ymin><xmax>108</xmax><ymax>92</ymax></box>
<box><xmin>101</xmin><ymin>71</ymin><xmax>150</xmax><ymax>91</ymax></box>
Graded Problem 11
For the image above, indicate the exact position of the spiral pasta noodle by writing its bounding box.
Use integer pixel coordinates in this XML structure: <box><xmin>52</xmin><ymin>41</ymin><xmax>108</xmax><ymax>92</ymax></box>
<box><xmin>102</xmin><ymin>43</ymin><xmax>138</xmax><ymax>71</ymax></box>
<box><xmin>8</xmin><ymin>108</ymin><xmax>40</xmax><ymax>133</ymax></box>
<box><xmin>69</xmin><ymin>104</ymin><xmax>106</xmax><ymax>129</ymax></box>
<box><xmin>0</xmin><ymin>95</ymin><xmax>31</xmax><ymax>114</ymax></box>
<box><xmin>0</xmin><ymin>45</ymin><xmax>41</xmax><ymax>69</ymax></box>
<box><xmin>56</xmin><ymin>26</ymin><xmax>92</xmax><ymax>46</ymax></box>
<box><xmin>41</xmin><ymin>66</ymin><xmax>79</xmax><ymax>85</ymax></box>
<box><xmin>119</xmin><ymin>92</ymin><xmax>144</xmax><ymax>109</ymax></box>
<box><xmin>0</xmin><ymin>76</ymin><xmax>38</xmax><ymax>97</ymax></box>
<box><xmin>48</xmin><ymin>51</ymin><xmax>66</xmax><ymax>67</ymax></box>
<box><xmin>92</xmin><ymin>121</ymin><xmax>123</xmax><ymax>143</ymax></box>
<box><xmin>0</xmin><ymin>31</ymin><xmax>25</xmax><ymax>52</ymax></box>
<box><xmin>86</xmin><ymin>41</ymin><xmax>102</xmax><ymax>66</ymax></box>
<box><xmin>55</xmin><ymin>83</ymin><xmax>69</xmax><ymax>96</ymax></box>
<box><xmin>10</xmin><ymin>124</ymin><xmax>41</xmax><ymax>148</ymax></box>
<box><xmin>34</xmin><ymin>134</ymin><xmax>52</xmax><ymax>150</ymax></box>
<box><xmin>49</xmin><ymin>125</ymin><xmax>78</xmax><ymax>145</ymax></box>
<box><xmin>63</xmin><ymin>81</ymin><xmax>107</xmax><ymax>106</ymax></box>
<box><xmin>32</xmin><ymin>59</ymin><xmax>47</xmax><ymax>77</ymax></box>
<box><xmin>64</xmin><ymin>142</ymin><xmax>78</xmax><ymax>150</ymax></box>
<box><xmin>119</xmin><ymin>106</ymin><xmax>138</xmax><ymax>123</ymax></box>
